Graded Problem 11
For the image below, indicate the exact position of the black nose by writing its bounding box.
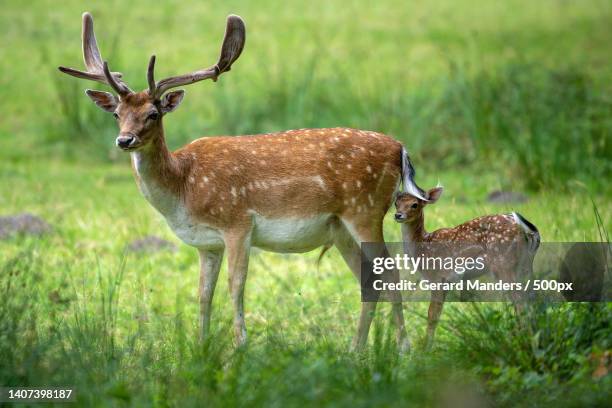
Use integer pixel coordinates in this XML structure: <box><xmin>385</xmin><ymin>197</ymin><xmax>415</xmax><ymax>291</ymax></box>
<box><xmin>116</xmin><ymin>135</ymin><xmax>134</xmax><ymax>149</ymax></box>
<box><xmin>395</xmin><ymin>213</ymin><xmax>405</xmax><ymax>221</ymax></box>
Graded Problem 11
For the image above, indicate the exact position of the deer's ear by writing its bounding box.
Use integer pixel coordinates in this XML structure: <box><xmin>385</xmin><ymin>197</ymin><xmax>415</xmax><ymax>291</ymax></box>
<box><xmin>426</xmin><ymin>187</ymin><xmax>444</xmax><ymax>203</ymax></box>
<box><xmin>85</xmin><ymin>90</ymin><xmax>118</xmax><ymax>112</ymax></box>
<box><xmin>160</xmin><ymin>90</ymin><xmax>185</xmax><ymax>113</ymax></box>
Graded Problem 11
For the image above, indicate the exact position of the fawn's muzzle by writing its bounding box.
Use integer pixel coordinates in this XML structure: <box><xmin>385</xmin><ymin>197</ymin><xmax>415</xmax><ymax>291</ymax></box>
<box><xmin>394</xmin><ymin>213</ymin><xmax>407</xmax><ymax>222</ymax></box>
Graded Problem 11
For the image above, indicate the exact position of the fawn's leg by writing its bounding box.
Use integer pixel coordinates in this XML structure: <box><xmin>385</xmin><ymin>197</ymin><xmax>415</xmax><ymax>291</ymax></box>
<box><xmin>426</xmin><ymin>289</ymin><xmax>446</xmax><ymax>350</ymax></box>
<box><xmin>389</xmin><ymin>267</ymin><xmax>410</xmax><ymax>353</ymax></box>
<box><xmin>198</xmin><ymin>248</ymin><xmax>224</xmax><ymax>341</ymax></box>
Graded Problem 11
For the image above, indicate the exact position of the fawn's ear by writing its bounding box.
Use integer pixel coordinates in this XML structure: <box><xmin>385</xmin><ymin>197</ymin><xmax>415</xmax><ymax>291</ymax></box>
<box><xmin>426</xmin><ymin>187</ymin><xmax>444</xmax><ymax>203</ymax></box>
<box><xmin>85</xmin><ymin>90</ymin><xmax>118</xmax><ymax>112</ymax></box>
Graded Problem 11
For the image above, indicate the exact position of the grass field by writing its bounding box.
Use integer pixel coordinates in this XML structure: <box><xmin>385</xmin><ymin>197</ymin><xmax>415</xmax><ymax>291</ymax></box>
<box><xmin>1</xmin><ymin>0</ymin><xmax>611</xmax><ymax>406</ymax></box>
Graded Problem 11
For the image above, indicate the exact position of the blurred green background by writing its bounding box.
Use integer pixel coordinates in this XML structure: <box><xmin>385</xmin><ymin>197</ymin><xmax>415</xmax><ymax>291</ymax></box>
<box><xmin>0</xmin><ymin>0</ymin><xmax>610</xmax><ymax>406</ymax></box>
<box><xmin>1</xmin><ymin>0</ymin><xmax>610</xmax><ymax>190</ymax></box>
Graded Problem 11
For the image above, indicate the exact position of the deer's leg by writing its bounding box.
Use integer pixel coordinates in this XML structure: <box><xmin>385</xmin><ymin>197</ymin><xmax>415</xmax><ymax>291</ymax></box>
<box><xmin>361</xmin><ymin>223</ymin><xmax>410</xmax><ymax>353</ymax></box>
<box><xmin>335</xmin><ymin>224</ymin><xmax>374</xmax><ymax>351</ymax></box>
<box><xmin>425</xmin><ymin>289</ymin><xmax>446</xmax><ymax>350</ymax></box>
<box><xmin>336</xmin><ymin>219</ymin><xmax>409</xmax><ymax>352</ymax></box>
<box><xmin>224</xmin><ymin>228</ymin><xmax>252</xmax><ymax>347</ymax></box>
<box><xmin>198</xmin><ymin>247</ymin><xmax>224</xmax><ymax>341</ymax></box>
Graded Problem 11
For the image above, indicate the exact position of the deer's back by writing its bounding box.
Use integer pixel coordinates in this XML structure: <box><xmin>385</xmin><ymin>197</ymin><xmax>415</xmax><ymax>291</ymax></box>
<box><xmin>176</xmin><ymin>127</ymin><xmax>403</xmax><ymax>228</ymax></box>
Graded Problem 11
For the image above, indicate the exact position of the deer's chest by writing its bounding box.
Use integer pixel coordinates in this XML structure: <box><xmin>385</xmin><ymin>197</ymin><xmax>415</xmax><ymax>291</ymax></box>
<box><xmin>166</xmin><ymin>208</ymin><xmax>224</xmax><ymax>249</ymax></box>
<box><xmin>132</xmin><ymin>154</ymin><xmax>224</xmax><ymax>249</ymax></box>
<box><xmin>141</xmin><ymin>184</ymin><xmax>224</xmax><ymax>249</ymax></box>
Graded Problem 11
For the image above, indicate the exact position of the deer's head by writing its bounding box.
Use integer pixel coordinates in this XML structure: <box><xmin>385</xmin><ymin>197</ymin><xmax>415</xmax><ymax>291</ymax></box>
<box><xmin>59</xmin><ymin>12</ymin><xmax>245</xmax><ymax>151</ymax></box>
<box><xmin>394</xmin><ymin>187</ymin><xmax>444</xmax><ymax>223</ymax></box>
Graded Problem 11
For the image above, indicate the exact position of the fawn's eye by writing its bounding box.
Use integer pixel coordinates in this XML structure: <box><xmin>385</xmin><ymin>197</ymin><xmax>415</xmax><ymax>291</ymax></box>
<box><xmin>113</xmin><ymin>112</ymin><xmax>119</xmax><ymax>120</ymax></box>
<box><xmin>147</xmin><ymin>111</ymin><xmax>159</xmax><ymax>121</ymax></box>
<box><xmin>411</xmin><ymin>203</ymin><xmax>418</xmax><ymax>209</ymax></box>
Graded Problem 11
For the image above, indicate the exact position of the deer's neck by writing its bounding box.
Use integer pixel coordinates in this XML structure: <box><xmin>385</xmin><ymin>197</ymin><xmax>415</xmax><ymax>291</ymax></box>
<box><xmin>130</xmin><ymin>127</ymin><xmax>188</xmax><ymax>215</ymax></box>
<box><xmin>401</xmin><ymin>214</ymin><xmax>428</xmax><ymax>256</ymax></box>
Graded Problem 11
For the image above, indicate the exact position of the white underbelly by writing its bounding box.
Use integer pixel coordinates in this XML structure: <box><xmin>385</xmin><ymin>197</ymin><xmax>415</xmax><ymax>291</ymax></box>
<box><xmin>252</xmin><ymin>214</ymin><xmax>335</xmax><ymax>253</ymax></box>
<box><xmin>165</xmin><ymin>208</ymin><xmax>334</xmax><ymax>253</ymax></box>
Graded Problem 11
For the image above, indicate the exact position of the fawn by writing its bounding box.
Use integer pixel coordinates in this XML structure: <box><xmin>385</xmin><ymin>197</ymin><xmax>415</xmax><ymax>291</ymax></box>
<box><xmin>394</xmin><ymin>187</ymin><xmax>540</xmax><ymax>349</ymax></box>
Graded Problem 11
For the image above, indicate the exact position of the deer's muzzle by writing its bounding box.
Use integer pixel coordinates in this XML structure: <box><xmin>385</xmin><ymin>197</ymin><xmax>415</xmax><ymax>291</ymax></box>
<box><xmin>116</xmin><ymin>134</ymin><xmax>139</xmax><ymax>150</ymax></box>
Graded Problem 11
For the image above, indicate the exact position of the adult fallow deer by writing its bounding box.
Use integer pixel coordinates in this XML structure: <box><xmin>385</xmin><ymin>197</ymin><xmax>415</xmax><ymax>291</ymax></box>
<box><xmin>59</xmin><ymin>12</ymin><xmax>427</xmax><ymax>351</ymax></box>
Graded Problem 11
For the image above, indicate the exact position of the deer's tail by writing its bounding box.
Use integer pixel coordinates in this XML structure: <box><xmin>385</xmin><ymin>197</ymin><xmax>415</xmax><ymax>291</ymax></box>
<box><xmin>401</xmin><ymin>146</ymin><xmax>427</xmax><ymax>201</ymax></box>
<box><xmin>512</xmin><ymin>212</ymin><xmax>541</xmax><ymax>253</ymax></box>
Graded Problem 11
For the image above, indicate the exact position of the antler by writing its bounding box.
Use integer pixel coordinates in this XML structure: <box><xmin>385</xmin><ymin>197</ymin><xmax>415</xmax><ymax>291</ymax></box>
<box><xmin>148</xmin><ymin>15</ymin><xmax>245</xmax><ymax>99</ymax></box>
<box><xmin>58</xmin><ymin>12</ymin><xmax>132</xmax><ymax>96</ymax></box>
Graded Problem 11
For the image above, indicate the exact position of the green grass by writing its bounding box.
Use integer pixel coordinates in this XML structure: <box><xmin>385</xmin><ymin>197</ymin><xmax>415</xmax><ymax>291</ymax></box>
<box><xmin>443</xmin><ymin>302</ymin><xmax>611</xmax><ymax>406</ymax></box>
<box><xmin>1</xmin><ymin>0</ymin><xmax>611</xmax><ymax>406</ymax></box>
<box><xmin>1</xmin><ymin>160</ymin><xmax>610</xmax><ymax>406</ymax></box>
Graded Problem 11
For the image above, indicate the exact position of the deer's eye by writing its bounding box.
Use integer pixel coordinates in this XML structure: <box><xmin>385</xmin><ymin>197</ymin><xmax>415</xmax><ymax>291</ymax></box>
<box><xmin>113</xmin><ymin>112</ymin><xmax>119</xmax><ymax>120</ymax></box>
<box><xmin>411</xmin><ymin>203</ymin><xmax>418</xmax><ymax>209</ymax></box>
<box><xmin>147</xmin><ymin>111</ymin><xmax>159</xmax><ymax>121</ymax></box>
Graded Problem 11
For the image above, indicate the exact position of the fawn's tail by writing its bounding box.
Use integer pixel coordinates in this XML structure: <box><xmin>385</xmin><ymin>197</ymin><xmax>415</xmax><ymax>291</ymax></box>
<box><xmin>512</xmin><ymin>212</ymin><xmax>541</xmax><ymax>253</ymax></box>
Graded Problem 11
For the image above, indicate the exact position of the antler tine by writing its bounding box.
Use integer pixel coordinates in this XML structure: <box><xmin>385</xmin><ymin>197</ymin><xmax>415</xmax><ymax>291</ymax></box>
<box><xmin>103</xmin><ymin>61</ymin><xmax>130</xmax><ymax>95</ymax></box>
<box><xmin>217</xmin><ymin>15</ymin><xmax>246</xmax><ymax>74</ymax></box>
<box><xmin>82</xmin><ymin>12</ymin><xmax>103</xmax><ymax>71</ymax></box>
<box><xmin>153</xmin><ymin>15</ymin><xmax>245</xmax><ymax>99</ymax></box>
<box><xmin>147</xmin><ymin>55</ymin><xmax>156</xmax><ymax>96</ymax></box>
<box><xmin>58</xmin><ymin>12</ymin><xmax>132</xmax><ymax>96</ymax></box>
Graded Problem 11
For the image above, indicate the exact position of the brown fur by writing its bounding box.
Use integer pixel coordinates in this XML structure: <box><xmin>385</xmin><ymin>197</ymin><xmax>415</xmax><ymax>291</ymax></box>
<box><xmin>128</xmin><ymin>116</ymin><xmax>402</xmax><ymax>230</ymax></box>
